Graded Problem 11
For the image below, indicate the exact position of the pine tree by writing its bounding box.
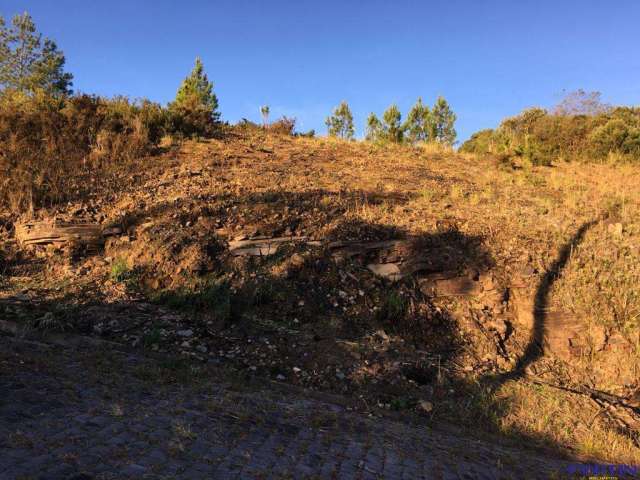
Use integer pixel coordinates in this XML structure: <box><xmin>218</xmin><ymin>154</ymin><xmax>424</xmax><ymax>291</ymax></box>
<box><xmin>365</xmin><ymin>113</ymin><xmax>382</xmax><ymax>141</ymax></box>
<box><xmin>260</xmin><ymin>105</ymin><xmax>270</xmax><ymax>127</ymax></box>
<box><xmin>168</xmin><ymin>57</ymin><xmax>220</xmax><ymax>137</ymax></box>
<box><xmin>0</xmin><ymin>12</ymin><xmax>73</xmax><ymax>95</ymax></box>
<box><xmin>325</xmin><ymin>101</ymin><xmax>355</xmax><ymax>140</ymax></box>
<box><xmin>432</xmin><ymin>96</ymin><xmax>457</xmax><ymax>145</ymax></box>
<box><xmin>172</xmin><ymin>57</ymin><xmax>219</xmax><ymax>120</ymax></box>
<box><xmin>381</xmin><ymin>104</ymin><xmax>404</xmax><ymax>143</ymax></box>
<box><xmin>404</xmin><ymin>97</ymin><xmax>432</xmax><ymax>144</ymax></box>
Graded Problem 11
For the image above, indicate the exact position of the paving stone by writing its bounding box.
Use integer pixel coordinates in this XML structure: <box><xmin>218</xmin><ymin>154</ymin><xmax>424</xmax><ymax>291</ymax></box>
<box><xmin>121</xmin><ymin>463</ymin><xmax>147</xmax><ymax>476</ymax></box>
<box><xmin>0</xmin><ymin>340</ymin><xmax>573</xmax><ymax>480</ymax></box>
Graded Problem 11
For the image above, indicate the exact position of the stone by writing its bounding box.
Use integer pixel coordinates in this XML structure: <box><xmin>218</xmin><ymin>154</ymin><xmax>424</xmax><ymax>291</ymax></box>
<box><xmin>177</xmin><ymin>329</ymin><xmax>194</xmax><ymax>337</ymax></box>
<box><xmin>418</xmin><ymin>400</ymin><xmax>433</xmax><ymax>413</ymax></box>
<box><xmin>367</xmin><ymin>263</ymin><xmax>402</xmax><ymax>281</ymax></box>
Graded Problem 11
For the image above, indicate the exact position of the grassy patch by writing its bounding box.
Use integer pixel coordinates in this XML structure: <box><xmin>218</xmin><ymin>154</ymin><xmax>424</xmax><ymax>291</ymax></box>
<box><xmin>152</xmin><ymin>277</ymin><xmax>232</xmax><ymax>322</ymax></box>
<box><xmin>376</xmin><ymin>290</ymin><xmax>407</xmax><ymax>323</ymax></box>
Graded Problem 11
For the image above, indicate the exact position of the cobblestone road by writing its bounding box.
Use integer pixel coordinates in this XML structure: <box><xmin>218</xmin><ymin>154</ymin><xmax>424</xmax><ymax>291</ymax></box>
<box><xmin>1</xmin><ymin>338</ymin><xmax>575</xmax><ymax>479</ymax></box>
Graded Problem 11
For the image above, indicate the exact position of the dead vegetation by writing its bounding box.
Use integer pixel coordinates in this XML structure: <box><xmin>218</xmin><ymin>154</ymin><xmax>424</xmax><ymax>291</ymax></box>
<box><xmin>1</xmin><ymin>126</ymin><xmax>639</xmax><ymax>464</ymax></box>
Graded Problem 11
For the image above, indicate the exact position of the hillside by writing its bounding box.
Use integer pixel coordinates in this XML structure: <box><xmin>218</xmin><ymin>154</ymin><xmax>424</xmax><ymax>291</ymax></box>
<box><xmin>1</xmin><ymin>127</ymin><xmax>640</xmax><ymax>464</ymax></box>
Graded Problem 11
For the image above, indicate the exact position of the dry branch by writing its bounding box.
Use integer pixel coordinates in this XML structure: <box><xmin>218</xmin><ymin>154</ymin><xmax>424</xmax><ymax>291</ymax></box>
<box><xmin>15</xmin><ymin>220</ymin><xmax>104</xmax><ymax>247</ymax></box>
<box><xmin>228</xmin><ymin>236</ymin><xmax>321</xmax><ymax>256</ymax></box>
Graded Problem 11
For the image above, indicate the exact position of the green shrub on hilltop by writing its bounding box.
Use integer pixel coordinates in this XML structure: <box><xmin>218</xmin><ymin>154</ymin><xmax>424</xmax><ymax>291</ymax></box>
<box><xmin>459</xmin><ymin>129</ymin><xmax>498</xmax><ymax>155</ymax></box>
<box><xmin>461</xmin><ymin>91</ymin><xmax>640</xmax><ymax>165</ymax></box>
<box><xmin>589</xmin><ymin>117</ymin><xmax>640</xmax><ymax>159</ymax></box>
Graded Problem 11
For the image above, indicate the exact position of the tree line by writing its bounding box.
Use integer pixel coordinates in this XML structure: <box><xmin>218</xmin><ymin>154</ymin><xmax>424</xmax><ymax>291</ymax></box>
<box><xmin>1</xmin><ymin>12</ymin><xmax>457</xmax><ymax>146</ymax></box>
<box><xmin>1</xmin><ymin>13</ymin><xmax>219</xmax><ymax>138</ymax></box>
<box><xmin>461</xmin><ymin>90</ymin><xmax>640</xmax><ymax>165</ymax></box>
<box><xmin>325</xmin><ymin>98</ymin><xmax>457</xmax><ymax>145</ymax></box>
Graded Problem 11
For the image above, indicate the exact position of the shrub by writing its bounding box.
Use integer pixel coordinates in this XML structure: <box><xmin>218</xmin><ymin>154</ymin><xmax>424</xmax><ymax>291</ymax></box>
<box><xmin>233</xmin><ymin>115</ymin><xmax>295</xmax><ymax>136</ymax></box>
<box><xmin>461</xmin><ymin>102</ymin><xmax>640</xmax><ymax>165</ymax></box>
<box><xmin>589</xmin><ymin>118</ymin><xmax>640</xmax><ymax>159</ymax></box>
<box><xmin>0</xmin><ymin>91</ymin><xmax>165</xmax><ymax>212</ymax></box>
<box><xmin>459</xmin><ymin>129</ymin><xmax>498</xmax><ymax>154</ymax></box>
<box><xmin>295</xmin><ymin>129</ymin><xmax>315</xmax><ymax>138</ymax></box>
<box><xmin>235</xmin><ymin>118</ymin><xmax>262</xmax><ymax>133</ymax></box>
<box><xmin>89</xmin><ymin>96</ymin><xmax>165</xmax><ymax>165</ymax></box>
<box><xmin>267</xmin><ymin>116</ymin><xmax>296</xmax><ymax>136</ymax></box>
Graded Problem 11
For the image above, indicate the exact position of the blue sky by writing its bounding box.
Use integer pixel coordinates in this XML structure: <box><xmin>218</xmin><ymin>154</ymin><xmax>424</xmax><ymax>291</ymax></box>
<box><xmin>2</xmin><ymin>0</ymin><xmax>639</xmax><ymax>142</ymax></box>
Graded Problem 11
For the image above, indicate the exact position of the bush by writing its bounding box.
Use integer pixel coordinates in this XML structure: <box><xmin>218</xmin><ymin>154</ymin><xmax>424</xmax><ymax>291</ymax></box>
<box><xmin>295</xmin><ymin>129</ymin><xmax>315</xmax><ymax>138</ymax></box>
<box><xmin>461</xmin><ymin>105</ymin><xmax>640</xmax><ymax>165</ymax></box>
<box><xmin>89</xmin><ymin>96</ymin><xmax>166</xmax><ymax>165</ymax></box>
<box><xmin>0</xmin><ymin>90</ymin><xmax>165</xmax><ymax>212</ymax></box>
<box><xmin>589</xmin><ymin>118</ymin><xmax>640</xmax><ymax>160</ymax></box>
<box><xmin>267</xmin><ymin>116</ymin><xmax>296</xmax><ymax>136</ymax></box>
<box><xmin>459</xmin><ymin>129</ymin><xmax>498</xmax><ymax>154</ymax></box>
<box><xmin>166</xmin><ymin>95</ymin><xmax>218</xmax><ymax>139</ymax></box>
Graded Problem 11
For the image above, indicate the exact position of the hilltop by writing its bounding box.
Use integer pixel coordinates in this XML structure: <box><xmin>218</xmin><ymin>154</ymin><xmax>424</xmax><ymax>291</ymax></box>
<box><xmin>1</xmin><ymin>126</ymin><xmax>639</xmax><ymax>465</ymax></box>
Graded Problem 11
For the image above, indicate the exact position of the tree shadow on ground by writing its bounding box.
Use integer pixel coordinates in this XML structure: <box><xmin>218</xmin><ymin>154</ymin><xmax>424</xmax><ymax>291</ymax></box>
<box><xmin>0</xmin><ymin>189</ymin><xmax>601</xmax><ymax>471</ymax></box>
<box><xmin>484</xmin><ymin>219</ymin><xmax>600</xmax><ymax>388</ymax></box>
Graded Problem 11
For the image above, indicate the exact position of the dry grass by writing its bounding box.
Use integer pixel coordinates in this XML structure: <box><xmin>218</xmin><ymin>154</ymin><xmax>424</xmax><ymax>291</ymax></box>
<box><xmin>0</xmin><ymin>92</ymin><xmax>164</xmax><ymax>214</ymax></box>
<box><xmin>2</xmin><ymin>127</ymin><xmax>639</xmax><ymax>463</ymax></box>
<box><xmin>183</xmin><ymin>131</ymin><xmax>640</xmax><ymax>462</ymax></box>
<box><xmin>496</xmin><ymin>382</ymin><xmax>640</xmax><ymax>463</ymax></box>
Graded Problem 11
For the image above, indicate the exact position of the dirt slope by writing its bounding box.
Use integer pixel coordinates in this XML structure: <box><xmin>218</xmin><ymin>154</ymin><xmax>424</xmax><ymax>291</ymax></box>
<box><xmin>1</xmin><ymin>128</ymin><xmax>639</xmax><ymax>463</ymax></box>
